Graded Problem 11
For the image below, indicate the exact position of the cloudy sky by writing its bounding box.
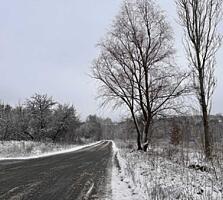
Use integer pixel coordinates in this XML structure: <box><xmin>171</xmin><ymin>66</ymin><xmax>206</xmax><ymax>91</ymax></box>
<box><xmin>0</xmin><ymin>0</ymin><xmax>222</xmax><ymax>120</ymax></box>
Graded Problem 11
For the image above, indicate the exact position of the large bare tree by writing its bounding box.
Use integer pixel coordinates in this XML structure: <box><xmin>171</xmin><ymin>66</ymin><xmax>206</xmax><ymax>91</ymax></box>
<box><xmin>176</xmin><ymin>0</ymin><xmax>223</xmax><ymax>159</ymax></box>
<box><xmin>92</xmin><ymin>0</ymin><xmax>188</xmax><ymax>151</ymax></box>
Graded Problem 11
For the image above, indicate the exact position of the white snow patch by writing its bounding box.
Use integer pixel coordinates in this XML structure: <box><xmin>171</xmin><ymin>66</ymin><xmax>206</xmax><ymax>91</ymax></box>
<box><xmin>112</xmin><ymin>140</ymin><xmax>119</xmax><ymax>153</ymax></box>
<box><xmin>111</xmin><ymin>165</ymin><xmax>134</xmax><ymax>200</ymax></box>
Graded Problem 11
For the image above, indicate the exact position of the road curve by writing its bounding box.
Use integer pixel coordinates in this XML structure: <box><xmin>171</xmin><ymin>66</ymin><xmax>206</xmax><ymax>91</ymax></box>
<box><xmin>0</xmin><ymin>141</ymin><xmax>113</xmax><ymax>200</ymax></box>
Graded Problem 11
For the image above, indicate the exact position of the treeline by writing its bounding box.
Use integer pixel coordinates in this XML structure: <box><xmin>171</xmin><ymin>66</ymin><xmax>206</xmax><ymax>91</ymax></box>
<box><xmin>1</xmin><ymin>93</ymin><xmax>222</xmax><ymax>147</ymax></box>
<box><xmin>0</xmin><ymin>94</ymin><xmax>106</xmax><ymax>143</ymax></box>
<box><xmin>149</xmin><ymin>115</ymin><xmax>223</xmax><ymax>146</ymax></box>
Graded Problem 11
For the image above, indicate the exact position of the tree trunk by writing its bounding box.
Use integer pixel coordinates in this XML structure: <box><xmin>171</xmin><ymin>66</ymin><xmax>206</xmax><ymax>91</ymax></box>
<box><xmin>130</xmin><ymin>110</ymin><xmax>142</xmax><ymax>150</ymax></box>
<box><xmin>202</xmin><ymin>104</ymin><xmax>212</xmax><ymax>159</ymax></box>
<box><xmin>143</xmin><ymin>120</ymin><xmax>151</xmax><ymax>151</ymax></box>
<box><xmin>199</xmin><ymin>75</ymin><xmax>212</xmax><ymax>159</ymax></box>
<box><xmin>137</xmin><ymin>130</ymin><xmax>142</xmax><ymax>150</ymax></box>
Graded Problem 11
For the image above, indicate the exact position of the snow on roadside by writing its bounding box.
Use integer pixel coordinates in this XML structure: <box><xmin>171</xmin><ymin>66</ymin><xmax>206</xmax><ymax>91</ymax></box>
<box><xmin>0</xmin><ymin>141</ymin><xmax>102</xmax><ymax>160</ymax></box>
<box><xmin>111</xmin><ymin>141</ymin><xmax>141</xmax><ymax>200</ymax></box>
<box><xmin>111</xmin><ymin>166</ymin><xmax>133</xmax><ymax>200</ymax></box>
<box><xmin>113</xmin><ymin>143</ymin><xmax>223</xmax><ymax>200</ymax></box>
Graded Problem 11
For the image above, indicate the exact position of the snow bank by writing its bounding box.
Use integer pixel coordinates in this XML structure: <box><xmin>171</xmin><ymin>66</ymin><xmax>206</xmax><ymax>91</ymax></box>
<box><xmin>111</xmin><ymin>141</ymin><xmax>141</xmax><ymax>200</ymax></box>
<box><xmin>0</xmin><ymin>141</ymin><xmax>101</xmax><ymax>160</ymax></box>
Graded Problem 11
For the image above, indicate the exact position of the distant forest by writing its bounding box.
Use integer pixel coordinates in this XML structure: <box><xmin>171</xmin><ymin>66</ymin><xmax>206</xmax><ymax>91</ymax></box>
<box><xmin>0</xmin><ymin>93</ymin><xmax>222</xmax><ymax>147</ymax></box>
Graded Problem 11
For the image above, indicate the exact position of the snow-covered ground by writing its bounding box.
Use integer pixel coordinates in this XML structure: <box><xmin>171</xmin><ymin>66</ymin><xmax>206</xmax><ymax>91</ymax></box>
<box><xmin>2</xmin><ymin>140</ymin><xmax>222</xmax><ymax>199</ymax></box>
<box><xmin>0</xmin><ymin>140</ymin><xmax>101</xmax><ymax>160</ymax></box>
<box><xmin>112</xmin><ymin>141</ymin><xmax>223</xmax><ymax>200</ymax></box>
<box><xmin>111</xmin><ymin>141</ymin><xmax>135</xmax><ymax>200</ymax></box>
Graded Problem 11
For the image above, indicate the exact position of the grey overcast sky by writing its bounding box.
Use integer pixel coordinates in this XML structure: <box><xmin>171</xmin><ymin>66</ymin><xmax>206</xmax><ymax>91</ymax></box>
<box><xmin>0</xmin><ymin>0</ymin><xmax>222</xmax><ymax>120</ymax></box>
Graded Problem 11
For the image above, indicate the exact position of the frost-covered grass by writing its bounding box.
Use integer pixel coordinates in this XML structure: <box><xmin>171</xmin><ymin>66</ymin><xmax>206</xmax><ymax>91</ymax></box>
<box><xmin>113</xmin><ymin>140</ymin><xmax>223</xmax><ymax>200</ymax></box>
<box><xmin>0</xmin><ymin>140</ymin><xmax>85</xmax><ymax>159</ymax></box>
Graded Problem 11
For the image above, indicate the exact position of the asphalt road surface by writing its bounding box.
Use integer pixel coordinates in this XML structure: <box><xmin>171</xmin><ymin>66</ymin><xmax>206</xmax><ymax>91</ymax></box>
<box><xmin>0</xmin><ymin>141</ymin><xmax>113</xmax><ymax>200</ymax></box>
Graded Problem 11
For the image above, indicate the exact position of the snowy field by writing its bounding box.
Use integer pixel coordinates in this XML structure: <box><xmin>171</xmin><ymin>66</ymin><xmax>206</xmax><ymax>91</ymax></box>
<box><xmin>0</xmin><ymin>140</ymin><xmax>100</xmax><ymax>160</ymax></box>
<box><xmin>112</xmin><ymin>140</ymin><xmax>223</xmax><ymax>200</ymax></box>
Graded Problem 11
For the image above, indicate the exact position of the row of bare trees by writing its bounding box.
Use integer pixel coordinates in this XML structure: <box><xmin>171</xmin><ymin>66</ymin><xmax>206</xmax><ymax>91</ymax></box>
<box><xmin>0</xmin><ymin>94</ymin><xmax>80</xmax><ymax>142</ymax></box>
<box><xmin>92</xmin><ymin>0</ymin><xmax>223</xmax><ymax>159</ymax></box>
<box><xmin>0</xmin><ymin>94</ymin><xmax>108</xmax><ymax>143</ymax></box>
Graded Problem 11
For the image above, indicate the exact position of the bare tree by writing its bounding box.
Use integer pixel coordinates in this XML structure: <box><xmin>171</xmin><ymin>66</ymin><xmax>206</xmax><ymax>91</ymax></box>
<box><xmin>92</xmin><ymin>0</ymin><xmax>188</xmax><ymax>151</ymax></box>
<box><xmin>26</xmin><ymin>94</ymin><xmax>56</xmax><ymax>140</ymax></box>
<box><xmin>51</xmin><ymin>104</ymin><xmax>80</xmax><ymax>142</ymax></box>
<box><xmin>176</xmin><ymin>0</ymin><xmax>223</xmax><ymax>159</ymax></box>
